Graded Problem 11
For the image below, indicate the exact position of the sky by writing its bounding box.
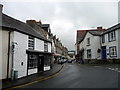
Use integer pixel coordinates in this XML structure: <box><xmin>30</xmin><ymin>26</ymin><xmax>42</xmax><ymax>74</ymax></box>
<box><xmin>0</xmin><ymin>0</ymin><xmax>119</xmax><ymax>50</ymax></box>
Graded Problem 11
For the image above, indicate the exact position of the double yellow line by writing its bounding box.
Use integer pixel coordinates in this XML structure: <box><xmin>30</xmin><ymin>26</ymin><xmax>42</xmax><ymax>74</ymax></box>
<box><xmin>5</xmin><ymin>64</ymin><xmax>64</xmax><ymax>90</ymax></box>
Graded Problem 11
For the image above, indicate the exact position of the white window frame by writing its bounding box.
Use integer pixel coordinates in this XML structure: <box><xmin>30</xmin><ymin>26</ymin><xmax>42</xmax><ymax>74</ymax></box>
<box><xmin>109</xmin><ymin>46</ymin><xmax>117</xmax><ymax>57</ymax></box>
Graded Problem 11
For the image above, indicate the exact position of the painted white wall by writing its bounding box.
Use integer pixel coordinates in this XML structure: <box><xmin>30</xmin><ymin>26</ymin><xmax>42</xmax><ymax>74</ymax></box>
<box><xmin>13</xmin><ymin>31</ymin><xmax>28</xmax><ymax>78</ymax></box>
<box><xmin>80</xmin><ymin>32</ymin><xmax>101</xmax><ymax>60</ymax></box>
<box><xmin>101</xmin><ymin>30</ymin><xmax>118</xmax><ymax>59</ymax></box>
<box><xmin>1</xmin><ymin>30</ymin><xmax>13</xmax><ymax>79</ymax></box>
<box><xmin>35</xmin><ymin>38</ymin><xmax>44</xmax><ymax>52</ymax></box>
<box><xmin>2</xmin><ymin>30</ymin><xmax>9</xmax><ymax>79</ymax></box>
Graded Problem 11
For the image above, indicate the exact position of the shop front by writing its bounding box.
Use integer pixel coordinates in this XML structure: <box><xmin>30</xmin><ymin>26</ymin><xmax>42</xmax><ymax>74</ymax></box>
<box><xmin>26</xmin><ymin>50</ymin><xmax>52</xmax><ymax>75</ymax></box>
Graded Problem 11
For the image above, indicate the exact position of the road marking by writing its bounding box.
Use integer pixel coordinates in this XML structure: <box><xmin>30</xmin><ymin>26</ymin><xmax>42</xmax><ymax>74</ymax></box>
<box><xmin>107</xmin><ymin>67</ymin><xmax>120</xmax><ymax>72</ymax></box>
<box><xmin>5</xmin><ymin>64</ymin><xmax>64</xmax><ymax>90</ymax></box>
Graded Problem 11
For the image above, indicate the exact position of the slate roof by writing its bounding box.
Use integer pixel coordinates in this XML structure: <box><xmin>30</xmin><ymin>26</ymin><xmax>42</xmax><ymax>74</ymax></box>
<box><xmin>1</xmin><ymin>13</ymin><xmax>51</xmax><ymax>42</ymax></box>
<box><xmin>102</xmin><ymin>23</ymin><xmax>120</xmax><ymax>34</ymax></box>
<box><xmin>40</xmin><ymin>24</ymin><xmax>49</xmax><ymax>28</ymax></box>
<box><xmin>77</xmin><ymin>28</ymin><xmax>105</xmax><ymax>44</ymax></box>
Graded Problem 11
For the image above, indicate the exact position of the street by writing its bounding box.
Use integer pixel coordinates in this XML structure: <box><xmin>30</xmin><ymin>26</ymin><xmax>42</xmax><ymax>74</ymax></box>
<box><xmin>17</xmin><ymin>62</ymin><xmax>119</xmax><ymax>88</ymax></box>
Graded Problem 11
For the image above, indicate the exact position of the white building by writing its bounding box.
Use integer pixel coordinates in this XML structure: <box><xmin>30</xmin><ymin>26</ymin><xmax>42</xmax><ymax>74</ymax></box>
<box><xmin>101</xmin><ymin>23</ymin><xmax>120</xmax><ymax>60</ymax></box>
<box><xmin>0</xmin><ymin>6</ymin><xmax>52</xmax><ymax>80</ymax></box>
<box><xmin>79</xmin><ymin>30</ymin><xmax>103</xmax><ymax>63</ymax></box>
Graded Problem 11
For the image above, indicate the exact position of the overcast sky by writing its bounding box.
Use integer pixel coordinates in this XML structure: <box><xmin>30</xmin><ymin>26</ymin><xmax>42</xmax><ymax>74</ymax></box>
<box><xmin>0</xmin><ymin>0</ymin><xmax>119</xmax><ymax>50</ymax></box>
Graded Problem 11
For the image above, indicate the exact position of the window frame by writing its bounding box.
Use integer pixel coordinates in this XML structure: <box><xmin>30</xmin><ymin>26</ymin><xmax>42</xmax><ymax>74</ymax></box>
<box><xmin>102</xmin><ymin>35</ymin><xmax>105</xmax><ymax>43</ymax></box>
<box><xmin>108</xmin><ymin>31</ymin><xmax>116</xmax><ymax>42</ymax></box>
<box><xmin>28</xmin><ymin>36</ymin><xmax>35</xmax><ymax>50</ymax></box>
<box><xmin>87</xmin><ymin>37</ymin><xmax>90</xmax><ymax>46</ymax></box>
<box><xmin>87</xmin><ymin>49</ymin><xmax>91</xmax><ymax>59</ymax></box>
<box><xmin>44</xmin><ymin>41</ymin><xmax>48</xmax><ymax>52</ymax></box>
<box><xmin>109</xmin><ymin>46</ymin><xmax>117</xmax><ymax>57</ymax></box>
<box><xmin>28</xmin><ymin>54</ymin><xmax>38</xmax><ymax>69</ymax></box>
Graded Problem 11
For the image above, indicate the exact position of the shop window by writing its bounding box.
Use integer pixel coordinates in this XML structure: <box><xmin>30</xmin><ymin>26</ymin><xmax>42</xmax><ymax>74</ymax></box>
<box><xmin>44</xmin><ymin>55</ymin><xmax>50</xmax><ymax>67</ymax></box>
<box><xmin>28</xmin><ymin>54</ymin><xmax>38</xmax><ymax>69</ymax></box>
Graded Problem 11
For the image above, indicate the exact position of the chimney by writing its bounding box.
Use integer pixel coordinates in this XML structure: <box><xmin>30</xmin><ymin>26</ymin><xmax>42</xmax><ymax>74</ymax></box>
<box><xmin>26</xmin><ymin>20</ymin><xmax>37</xmax><ymax>28</ymax></box>
<box><xmin>26</xmin><ymin>20</ymin><xmax>36</xmax><ymax>23</ymax></box>
<box><xmin>36</xmin><ymin>20</ymin><xmax>42</xmax><ymax>25</ymax></box>
<box><xmin>97</xmin><ymin>27</ymin><xmax>105</xmax><ymax>31</ymax></box>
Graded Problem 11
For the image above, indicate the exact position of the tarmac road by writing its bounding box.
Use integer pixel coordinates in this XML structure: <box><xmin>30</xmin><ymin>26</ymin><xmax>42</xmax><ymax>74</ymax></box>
<box><xmin>18</xmin><ymin>62</ymin><xmax>119</xmax><ymax>88</ymax></box>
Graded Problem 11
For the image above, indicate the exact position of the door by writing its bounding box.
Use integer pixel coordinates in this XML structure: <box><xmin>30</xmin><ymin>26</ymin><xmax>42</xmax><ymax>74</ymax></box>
<box><xmin>102</xmin><ymin>46</ymin><xmax>106</xmax><ymax>60</ymax></box>
<box><xmin>38</xmin><ymin>55</ymin><xmax>44</xmax><ymax>72</ymax></box>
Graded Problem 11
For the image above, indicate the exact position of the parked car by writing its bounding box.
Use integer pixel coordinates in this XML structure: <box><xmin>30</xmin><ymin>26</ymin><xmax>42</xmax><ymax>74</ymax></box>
<box><xmin>63</xmin><ymin>59</ymin><xmax>67</xmax><ymax>63</ymax></box>
<box><xmin>67</xmin><ymin>59</ymin><xmax>72</xmax><ymax>63</ymax></box>
<box><xmin>57</xmin><ymin>60</ymin><xmax>64</xmax><ymax>64</ymax></box>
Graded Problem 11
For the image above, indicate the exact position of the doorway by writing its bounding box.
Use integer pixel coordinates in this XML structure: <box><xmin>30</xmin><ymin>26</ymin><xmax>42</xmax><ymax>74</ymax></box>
<box><xmin>101</xmin><ymin>46</ymin><xmax>106</xmax><ymax>60</ymax></box>
<box><xmin>38</xmin><ymin>55</ymin><xmax>44</xmax><ymax>72</ymax></box>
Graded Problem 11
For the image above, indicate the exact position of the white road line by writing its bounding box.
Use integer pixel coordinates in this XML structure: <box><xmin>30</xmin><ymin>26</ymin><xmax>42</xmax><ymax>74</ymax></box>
<box><xmin>107</xmin><ymin>67</ymin><xmax>120</xmax><ymax>72</ymax></box>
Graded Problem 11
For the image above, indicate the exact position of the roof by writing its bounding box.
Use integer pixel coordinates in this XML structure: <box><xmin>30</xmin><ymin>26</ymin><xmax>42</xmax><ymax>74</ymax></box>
<box><xmin>40</xmin><ymin>24</ymin><xmax>50</xmax><ymax>28</ymax></box>
<box><xmin>76</xmin><ymin>30</ymin><xmax>87</xmax><ymax>43</ymax></box>
<box><xmin>1</xmin><ymin>13</ymin><xmax>51</xmax><ymax>43</ymax></box>
<box><xmin>77</xmin><ymin>28</ymin><xmax>105</xmax><ymax>44</ymax></box>
<box><xmin>102</xmin><ymin>23</ymin><xmax>120</xmax><ymax>34</ymax></box>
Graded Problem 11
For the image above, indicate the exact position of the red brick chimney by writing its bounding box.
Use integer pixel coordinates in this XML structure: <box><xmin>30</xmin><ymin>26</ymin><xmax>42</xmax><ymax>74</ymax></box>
<box><xmin>97</xmin><ymin>27</ymin><xmax>105</xmax><ymax>31</ymax></box>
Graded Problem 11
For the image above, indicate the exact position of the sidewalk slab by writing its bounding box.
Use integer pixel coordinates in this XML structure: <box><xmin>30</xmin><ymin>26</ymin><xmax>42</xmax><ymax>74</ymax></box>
<box><xmin>2</xmin><ymin>63</ymin><xmax>63</xmax><ymax>89</ymax></box>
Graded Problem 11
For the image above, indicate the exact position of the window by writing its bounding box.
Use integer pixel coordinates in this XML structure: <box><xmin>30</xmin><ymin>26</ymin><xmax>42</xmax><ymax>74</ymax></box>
<box><xmin>102</xmin><ymin>35</ymin><xmax>105</xmax><ymax>43</ymax></box>
<box><xmin>44</xmin><ymin>55</ymin><xmax>50</xmax><ymax>66</ymax></box>
<box><xmin>28</xmin><ymin>36</ymin><xmax>34</xmax><ymax>50</ymax></box>
<box><xmin>28</xmin><ymin>54</ymin><xmax>38</xmax><ymax>69</ymax></box>
<box><xmin>108</xmin><ymin>31</ymin><xmax>116</xmax><ymax>42</ymax></box>
<box><xmin>87</xmin><ymin>38</ymin><xmax>90</xmax><ymax>46</ymax></box>
<box><xmin>44</xmin><ymin>41</ymin><xmax>48</xmax><ymax>52</ymax></box>
<box><xmin>109</xmin><ymin>46</ymin><xmax>117</xmax><ymax>57</ymax></box>
<box><xmin>87</xmin><ymin>49</ymin><xmax>91</xmax><ymax>59</ymax></box>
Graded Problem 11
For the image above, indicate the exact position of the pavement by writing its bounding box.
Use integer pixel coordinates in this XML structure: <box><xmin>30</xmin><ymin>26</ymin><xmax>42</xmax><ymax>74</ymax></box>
<box><xmin>2</xmin><ymin>63</ymin><xmax>64</xmax><ymax>89</ymax></box>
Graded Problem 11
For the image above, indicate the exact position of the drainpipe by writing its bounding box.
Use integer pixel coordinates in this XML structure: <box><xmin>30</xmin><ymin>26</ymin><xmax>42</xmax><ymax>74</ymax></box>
<box><xmin>7</xmin><ymin>31</ymin><xmax>11</xmax><ymax>79</ymax></box>
<box><xmin>11</xmin><ymin>41</ymin><xmax>17</xmax><ymax>80</ymax></box>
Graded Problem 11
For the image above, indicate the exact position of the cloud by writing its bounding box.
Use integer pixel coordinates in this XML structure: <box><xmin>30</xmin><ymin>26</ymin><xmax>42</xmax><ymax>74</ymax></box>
<box><xmin>1</xmin><ymin>1</ymin><xmax>118</xmax><ymax>50</ymax></box>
